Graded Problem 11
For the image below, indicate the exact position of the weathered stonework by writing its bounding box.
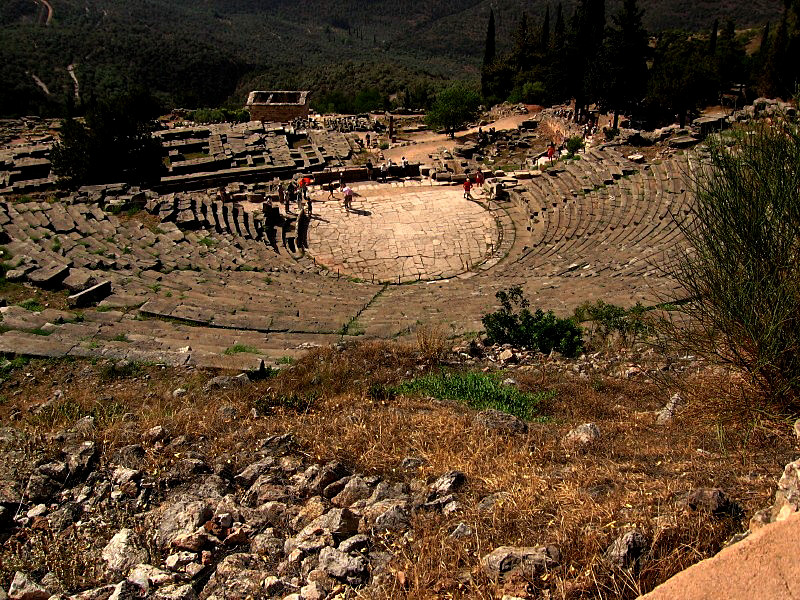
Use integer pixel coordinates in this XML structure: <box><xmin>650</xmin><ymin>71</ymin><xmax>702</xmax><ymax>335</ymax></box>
<box><xmin>245</xmin><ymin>91</ymin><xmax>310</xmax><ymax>122</ymax></box>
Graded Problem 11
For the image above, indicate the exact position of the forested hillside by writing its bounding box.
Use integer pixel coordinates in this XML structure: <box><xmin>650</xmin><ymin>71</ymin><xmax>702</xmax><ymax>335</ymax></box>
<box><xmin>0</xmin><ymin>0</ymin><xmax>784</xmax><ymax>117</ymax></box>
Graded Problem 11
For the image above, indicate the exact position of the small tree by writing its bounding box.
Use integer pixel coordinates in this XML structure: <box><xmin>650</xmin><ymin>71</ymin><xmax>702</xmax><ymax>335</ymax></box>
<box><xmin>566</xmin><ymin>135</ymin><xmax>584</xmax><ymax>156</ymax></box>
<box><xmin>425</xmin><ymin>85</ymin><xmax>480</xmax><ymax>137</ymax></box>
<box><xmin>669</xmin><ymin>114</ymin><xmax>800</xmax><ymax>399</ymax></box>
<box><xmin>52</xmin><ymin>92</ymin><xmax>164</xmax><ymax>189</ymax></box>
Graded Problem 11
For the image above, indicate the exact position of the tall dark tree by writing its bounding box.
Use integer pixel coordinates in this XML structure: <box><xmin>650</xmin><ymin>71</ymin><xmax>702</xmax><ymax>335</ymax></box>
<box><xmin>762</xmin><ymin>16</ymin><xmax>789</xmax><ymax>96</ymax></box>
<box><xmin>759</xmin><ymin>21</ymin><xmax>772</xmax><ymax>58</ymax></box>
<box><xmin>708</xmin><ymin>19</ymin><xmax>719</xmax><ymax>55</ymax></box>
<box><xmin>541</xmin><ymin>5</ymin><xmax>551</xmax><ymax>51</ymax></box>
<box><xmin>599</xmin><ymin>0</ymin><xmax>650</xmax><ymax>129</ymax></box>
<box><xmin>481</xmin><ymin>9</ymin><xmax>497</xmax><ymax>98</ymax></box>
<box><xmin>553</xmin><ymin>3</ymin><xmax>565</xmax><ymax>50</ymax></box>
<box><xmin>51</xmin><ymin>92</ymin><xmax>164</xmax><ymax>189</ymax></box>
<box><xmin>716</xmin><ymin>20</ymin><xmax>745</xmax><ymax>91</ymax></box>
<box><xmin>647</xmin><ymin>32</ymin><xmax>715</xmax><ymax>127</ymax></box>
<box><xmin>512</xmin><ymin>12</ymin><xmax>534</xmax><ymax>71</ymax></box>
<box><xmin>568</xmin><ymin>0</ymin><xmax>607</xmax><ymax>121</ymax></box>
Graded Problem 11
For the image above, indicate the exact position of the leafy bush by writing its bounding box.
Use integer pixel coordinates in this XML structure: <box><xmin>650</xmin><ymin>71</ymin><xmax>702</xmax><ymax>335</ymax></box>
<box><xmin>393</xmin><ymin>371</ymin><xmax>552</xmax><ymax>420</ymax></box>
<box><xmin>189</xmin><ymin>107</ymin><xmax>250</xmax><ymax>124</ymax></box>
<box><xmin>224</xmin><ymin>343</ymin><xmax>260</xmax><ymax>355</ymax></box>
<box><xmin>574</xmin><ymin>300</ymin><xmax>652</xmax><ymax>348</ymax></box>
<box><xmin>670</xmin><ymin>114</ymin><xmax>800</xmax><ymax>398</ymax></box>
<box><xmin>566</xmin><ymin>135</ymin><xmax>585</xmax><ymax>157</ymax></box>
<box><xmin>482</xmin><ymin>287</ymin><xmax>584</xmax><ymax>357</ymax></box>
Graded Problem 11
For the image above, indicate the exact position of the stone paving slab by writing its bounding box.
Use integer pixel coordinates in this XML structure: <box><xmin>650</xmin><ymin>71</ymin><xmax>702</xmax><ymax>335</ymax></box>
<box><xmin>307</xmin><ymin>185</ymin><xmax>500</xmax><ymax>283</ymax></box>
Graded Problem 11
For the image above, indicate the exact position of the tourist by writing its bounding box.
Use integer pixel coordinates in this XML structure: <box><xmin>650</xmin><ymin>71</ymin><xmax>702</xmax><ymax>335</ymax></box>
<box><xmin>366</xmin><ymin>159</ymin><xmax>373</xmax><ymax>181</ymax></box>
<box><xmin>463</xmin><ymin>177</ymin><xmax>473</xmax><ymax>199</ymax></box>
<box><xmin>287</xmin><ymin>180</ymin><xmax>297</xmax><ymax>213</ymax></box>
<box><xmin>401</xmin><ymin>156</ymin><xmax>409</xmax><ymax>173</ymax></box>
<box><xmin>366</xmin><ymin>133</ymin><xmax>371</xmax><ymax>148</ymax></box>
<box><xmin>380</xmin><ymin>162</ymin><xmax>388</xmax><ymax>183</ymax></box>
<box><xmin>278</xmin><ymin>182</ymin><xmax>287</xmax><ymax>213</ymax></box>
<box><xmin>343</xmin><ymin>185</ymin><xmax>353</xmax><ymax>211</ymax></box>
<box><xmin>475</xmin><ymin>169</ymin><xmax>484</xmax><ymax>189</ymax></box>
<box><xmin>547</xmin><ymin>141</ymin><xmax>555</xmax><ymax>162</ymax></box>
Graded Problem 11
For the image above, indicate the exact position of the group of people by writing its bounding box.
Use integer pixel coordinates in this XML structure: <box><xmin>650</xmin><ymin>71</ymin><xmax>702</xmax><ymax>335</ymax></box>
<box><xmin>364</xmin><ymin>156</ymin><xmax>410</xmax><ymax>182</ymax></box>
<box><xmin>277</xmin><ymin>177</ymin><xmax>314</xmax><ymax>215</ymax></box>
<box><xmin>462</xmin><ymin>170</ymin><xmax>485</xmax><ymax>200</ymax></box>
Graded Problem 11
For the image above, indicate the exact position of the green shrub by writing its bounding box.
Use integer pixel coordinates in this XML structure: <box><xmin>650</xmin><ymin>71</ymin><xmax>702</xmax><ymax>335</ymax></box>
<box><xmin>393</xmin><ymin>371</ymin><xmax>553</xmax><ymax>420</ymax></box>
<box><xmin>18</xmin><ymin>299</ymin><xmax>44</xmax><ymax>312</ymax></box>
<box><xmin>482</xmin><ymin>287</ymin><xmax>584</xmax><ymax>357</ymax></box>
<box><xmin>669</xmin><ymin>114</ymin><xmax>800</xmax><ymax>398</ymax></box>
<box><xmin>566</xmin><ymin>135</ymin><xmax>585</xmax><ymax>157</ymax></box>
<box><xmin>224</xmin><ymin>344</ymin><xmax>260</xmax><ymax>355</ymax></box>
<box><xmin>574</xmin><ymin>300</ymin><xmax>652</xmax><ymax>348</ymax></box>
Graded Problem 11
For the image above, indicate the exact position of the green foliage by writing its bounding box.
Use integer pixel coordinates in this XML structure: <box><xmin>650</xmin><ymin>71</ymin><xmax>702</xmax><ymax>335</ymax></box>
<box><xmin>425</xmin><ymin>84</ymin><xmax>480</xmax><ymax>136</ymax></box>
<box><xmin>29</xmin><ymin>395</ymin><xmax>126</xmax><ymax>428</ymax></box>
<box><xmin>574</xmin><ymin>300</ymin><xmax>652</xmax><ymax>348</ymax></box>
<box><xmin>670</xmin><ymin>114</ymin><xmax>800</xmax><ymax>398</ymax></box>
<box><xmin>99</xmin><ymin>360</ymin><xmax>142</xmax><ymax>380</ymax></box>
<box><xmin>189</xmin><ymin>107</ymin><xmax>250</xmax><ymax>124</ymax></box>
<box><xmin>254</xmin><ymin>391</ymin><xmax>318</xmax><ymax>414</ymax></box>
<box><xmin>18</xmin><ymin>299</ymin><xmax>44</xmax><ymax>312</ymax></box>
<box><xmin>482</xmin><ymin>287</ymin><xmax>584</xmax><ymax>357</ymax></box>
<box><xmin>566</xmin><ymin>135</ymin><xmax>585</xmax><ymax>157</ymax></box>
<box><xmin>393</xmin><ymin>371</ymin><xmax>553</xmax><ymax>420</ymax></box>
<box><xmin>51</xmin><ymin>93</ymin><xmax>164</xmax><ymax>189</ymax></box>
<box><xmin>224</xmin><ymin>343</ymin><xmax>260</xmax><ymax>355</ymax></box>
<box><xmin>0</xmin><ymin>356</ymin><xmax>29</xmax><ymax>377</ymax></box>
<box><xmin>313</xmin><ymin>87</ymin><xmax>389</xmax><ymax>115</ymax></box>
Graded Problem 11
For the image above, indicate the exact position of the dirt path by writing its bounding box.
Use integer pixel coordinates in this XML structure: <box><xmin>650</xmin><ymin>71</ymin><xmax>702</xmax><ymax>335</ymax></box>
<box><xmin>28</xmin><ymin>73</ymin><xmax>51</xmax><ymax>95</ymax></box>
<box><xmin>67</xmin><ymin>63</ymin><xmax>80</xmax><ymax>102</ymax></box>
<box><xmin>40</xmin><ymin>0</ymin><xmax>53</xmax><ymax>25</ymax></box>
<box><xmin>384</xmin><ymin>113</ymin><xmax>533</xmax><ymax>163</ymax></box>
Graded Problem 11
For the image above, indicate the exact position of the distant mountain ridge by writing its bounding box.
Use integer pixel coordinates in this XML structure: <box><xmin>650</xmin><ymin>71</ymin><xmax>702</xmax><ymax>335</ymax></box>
<box><xmin>0</xmin><ymin>0</ymin><xmax>783</xmax><ymax>116</ymax></box>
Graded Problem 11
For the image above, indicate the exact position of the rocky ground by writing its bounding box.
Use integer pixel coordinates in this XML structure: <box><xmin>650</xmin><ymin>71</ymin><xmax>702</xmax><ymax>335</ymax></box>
<box><xmin>0</xmin><ymin>339</ymin><xmax>797</xmax><ymax>600</ymax></box>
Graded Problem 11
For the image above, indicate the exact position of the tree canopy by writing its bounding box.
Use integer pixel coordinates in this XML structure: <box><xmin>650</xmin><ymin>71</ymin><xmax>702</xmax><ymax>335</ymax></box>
<box><xmin>51</xmin><ymin>93</ymin><xmax>164</xmax><ymax>189</ymax></box>
<box><xmin>424</xmin><ymin>85</ymin><xmax>480</xmax><ymax>136</ymax></box>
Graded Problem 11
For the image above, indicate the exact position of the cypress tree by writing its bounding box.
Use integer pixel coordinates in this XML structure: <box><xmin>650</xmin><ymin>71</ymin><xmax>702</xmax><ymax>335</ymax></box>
<box><xmin>554</xmin><ymin>3</ymin><xmax>565</xmax><ymax>50</ymax></box>
<box><xmin>481</xmin><ymin>8</ymin><xmax>497</xmax><ymax>99</ymax></box>
<box><xmin>483</xmin><ymin>9</ymin><xmax>496</xmax><ymax>67</ymax></box>
<box><xmin>759</xmin><ymin>22</ymin><xmax>771</xmax><ymax>57</ymax></box>
<box><xmin>541</xmin><ymin>5</ymin><xmax>551</xmax><ymax>51</ymax></box>
<box><xmin>709</xmin><ymin>19</ymin><xmax>719</xmax><ymax>55</ymax></box>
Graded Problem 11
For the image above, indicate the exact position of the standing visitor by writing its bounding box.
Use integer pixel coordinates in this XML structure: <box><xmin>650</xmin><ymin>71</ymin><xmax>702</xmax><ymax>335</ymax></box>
<box><xmin>366</xmin><ymin>159</ymin><xmax>373</xmax><ymax>181</ymax></box>
<box><xmin>287</xmin><ymin>180</ymin><xmax>297</xmax><ymax>213</ymax></box>
<box><xmin>278</xmin><ymin>182</ymin><xmax>287</xmax><ymax>214</ymax></box>
<box><xmin>343</xmin><ymin>185</ymin><xmax>353</xmax><ymax>211</ymax></box>
<box><xmin>463</xmin><ymin>177</ymin><xmax>473</xmax><ymax>199</ymax></box>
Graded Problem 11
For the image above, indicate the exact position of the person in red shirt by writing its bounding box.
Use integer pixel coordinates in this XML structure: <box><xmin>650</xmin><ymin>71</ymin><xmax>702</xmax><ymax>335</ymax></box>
<box><xmin>463</xmin><ymin>177</ymin><xmax>473</xmax><ymax>199</ymax></box>
<box><xmin>475</xmin><ymin>170</ymin><xmax>484</xmax><ymax>189</ymax></box>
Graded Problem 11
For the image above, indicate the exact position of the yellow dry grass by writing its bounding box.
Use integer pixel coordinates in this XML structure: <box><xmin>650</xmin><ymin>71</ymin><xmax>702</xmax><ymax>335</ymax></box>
<box><xmin>0</xmin><ymin>343</ymin><xmax>795</xmax><ymax>598</ymax></box>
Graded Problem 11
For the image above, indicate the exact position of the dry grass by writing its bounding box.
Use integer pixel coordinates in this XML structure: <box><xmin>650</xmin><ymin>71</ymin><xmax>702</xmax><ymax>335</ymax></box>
<box><xmin>415</xmin><ymin>323</ymin><xmax>448</xmax><ymax>364</ymax></box>
<box><xmin>0</xmin><ymin>344</ymin><xmax>796</xmax><ymax>598</ymax></box>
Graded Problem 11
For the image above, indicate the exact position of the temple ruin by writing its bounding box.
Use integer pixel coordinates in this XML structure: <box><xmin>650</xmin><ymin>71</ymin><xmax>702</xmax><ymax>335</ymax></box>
<box><xmin>245</xmin><ymin>91</ymin><xmax>310</xmax><ymax>122</ymax></box>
